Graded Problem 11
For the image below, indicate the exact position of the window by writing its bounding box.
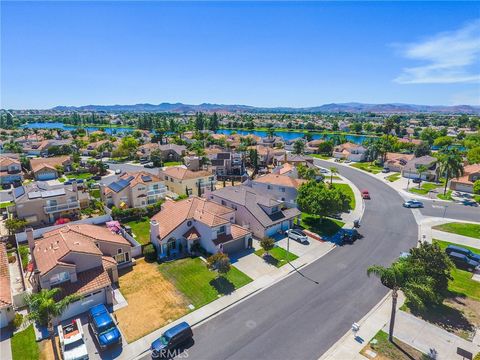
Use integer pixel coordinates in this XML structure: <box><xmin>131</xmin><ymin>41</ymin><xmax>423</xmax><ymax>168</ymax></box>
<box><xmin>221</xmin><ymin>200</ymin><xmax>226</xmax><ymax>206</ymax></box>
<box><xmin>217</xmin><ymin>225</ymin><xmax>226</xmax><ymax>235</ymax></box>
<box><xmin>50</xmin><ymin>271</ymin><xmax>70</xmax><ymax>285</ymax></box>
<box><xmin>281</xmin><ymin>187</ymin><xmax>286</xmax><ymax>192</ymax></box>
<box><xmin>272</xmin><ymin>206</ymin><xmax>279</xmax><ymax>213</ymax></box>
<box><xmin>117</xmin><ymin>249</ymin><xmax>122</xmax><ymax>254</ymax></box>
<box><xmin>267</xmin><ymin>185</ymin><xmax>272</xmax><ymax>190</ymax></box>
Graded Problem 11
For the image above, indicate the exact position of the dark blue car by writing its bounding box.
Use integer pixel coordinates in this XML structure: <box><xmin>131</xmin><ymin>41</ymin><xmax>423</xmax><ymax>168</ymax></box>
<box><xmin>88</xmin><ymin>304</ymin><xmax>122</xmax><ymax>350</ymax></box>
<box><xmin>447</xmin><ymin>251</ymin><xmax>480</xmax><ymax>272</ymax></box>
<box><xmin>151</xmin><ymin>322</ymin><xmax>193</xmax><ymax>358</ymax></box>
<box><xmin>445</xmin><ymin>245</ymin><xmax>480</xmax><ymax>262</ymax></box>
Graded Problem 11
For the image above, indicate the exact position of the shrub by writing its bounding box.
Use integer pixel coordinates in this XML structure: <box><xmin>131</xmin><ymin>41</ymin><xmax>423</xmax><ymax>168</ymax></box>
<box><xmin>260</xmin><ymin>237</ymin><xmax>275</xmax><ymax>255</ymax></box>
<box><xmin>143</xmin><ymin>244</ymin><xmax>157</xmax><ymax>262</ymax></box>
<box><xmin>12</xmin><ymin>313</ymin><xmax>23</xmax><ymax>330</ymax></box>
<box><xmin>206</xmin><ymin>253</ymin><xmax>231</xmax><ymax>275</ymax></box>
<box><xmin>18</xmin><ymin>246</ymin><xmax>29</xmax><ymax>269</ymax></box>
<box><xmin>8</xmin><ymin>255</ymin><xmax>16</xmax><ymax>264</ymax></box>
<box><xmin>111</xmin><ymin>200</ymin><xmax>163</xmax><ymax>222</ymax></box>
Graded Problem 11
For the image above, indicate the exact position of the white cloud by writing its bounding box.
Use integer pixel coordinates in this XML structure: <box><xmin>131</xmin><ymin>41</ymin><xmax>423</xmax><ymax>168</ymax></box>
<box><xmin>394</xmin><ymin>20</ymin><xmax>480</xmax><ymax>84</ymax></box>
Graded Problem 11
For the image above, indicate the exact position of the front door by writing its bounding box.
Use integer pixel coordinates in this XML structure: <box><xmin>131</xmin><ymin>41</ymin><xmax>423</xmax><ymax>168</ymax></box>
<box><xmin>247</xmin><ymin>237</ymin><xmax>253</xmax><ymax>248</ymax></box>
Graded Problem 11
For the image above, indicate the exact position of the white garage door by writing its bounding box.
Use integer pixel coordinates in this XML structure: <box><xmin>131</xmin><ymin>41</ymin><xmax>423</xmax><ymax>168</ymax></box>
<box><xmin>61</xmin><ymin>289</ymin><xmax>106</xmax><ymax>321</ymax></box>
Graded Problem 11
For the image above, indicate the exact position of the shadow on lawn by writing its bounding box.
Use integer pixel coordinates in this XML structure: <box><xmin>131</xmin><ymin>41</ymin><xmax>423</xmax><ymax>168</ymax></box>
<box><xmin>302</xmin><ymin>216</ymin><xmax>343</xmax><ymax>237</ymax></box>
<box><xmin>209</xmin><ymin>277</ymin><xmax>235</xmax><ymax>295</ymax></box>
<box><xmin>262</xmin><ymin>254</ymin><xmax>280</xmax><ymax>267</ymax></box>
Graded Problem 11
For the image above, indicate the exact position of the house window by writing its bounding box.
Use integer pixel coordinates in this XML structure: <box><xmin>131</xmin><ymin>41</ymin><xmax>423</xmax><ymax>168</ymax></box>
<box><xmin>167</xmin><ymin>238</ymin><xmax>176</xmax><ymax>251</ymax></box>
<box><xmin>221</xmin><ymin>200</ymin><xmax>226</xmax><ymax>206</ymax></box>
<box><xmin>117</xmin><ymin>249</ymin><xmax>122</xmax><ymax>254</ymax></box>
<box><xmin>50</xmin><ymin>271</ymin><xmax>70</xmax><ymax>285</ymax></box>
<box><xmin>217</xmin><ymin>225</ymin><xmax>226</xmax><ymax>235</ymax></box>
<box><xmin>267</xmin><ymin>185</ymin><xmax>272</xmax><ymax>189</ymax></box>
<box><xmin>281</xmin><ymin>187</ymin><xmax>286</xmax><ymax>192</ymax></box>
<box><xmin>272</xmin><ymin>206</ymin><xmax>279</xmax><ymax>213</ymax></box>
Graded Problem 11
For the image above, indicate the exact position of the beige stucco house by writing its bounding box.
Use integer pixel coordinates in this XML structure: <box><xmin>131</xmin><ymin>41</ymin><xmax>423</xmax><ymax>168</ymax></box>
<box><xmin>160</xmin><ymin>167</ymin><xmax>216</xmax><ymax>196</ymax></box>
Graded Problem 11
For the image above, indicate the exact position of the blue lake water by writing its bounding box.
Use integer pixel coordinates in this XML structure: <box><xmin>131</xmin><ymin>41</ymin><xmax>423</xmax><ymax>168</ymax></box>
<box><xmin>22</xmin><ymin>122</ymin><xmax>374</xmax><ymax>144</ymax></box>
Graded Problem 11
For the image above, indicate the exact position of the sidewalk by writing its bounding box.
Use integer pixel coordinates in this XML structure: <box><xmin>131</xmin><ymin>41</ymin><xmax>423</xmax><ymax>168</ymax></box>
<box><xmin>417</xmin><ymin>217</ymin><xmax>480</xmax><ymax>249</ymax></box>
<box><xmin>0</xmin><ymin>328</ymin><xmax>12</xmax><ymax>360</ymax></box>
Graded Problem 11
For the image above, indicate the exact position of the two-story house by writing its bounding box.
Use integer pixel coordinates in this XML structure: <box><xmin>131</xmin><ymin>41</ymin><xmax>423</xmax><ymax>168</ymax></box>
<box><xmin>13</xmin><ymin>182</ymin><xmax>89</xmax><ymax>226</ymax></box>
<box><xmin>207</xmin><ymin>185</ymin><xmax>301</xmax><ymax>239</ymax></box>
<box><xmin>333</xmin><ymin>143</ymin><xmax>367</xmax><ymax>162</ymax></box>
<box><xmin>384</xmin><ymin>152</ymin><xmax>415</xmax><ymax>172</ymax></box>
<box><xmin>209</xmin><ymin>152</ymin><xmax>247</xmax><ymax>181</ymax></box>
<box><xmin>27</xmin><ymin>224</ymin><xmax>132</xmax><ymax>320</ymax></box>
<box><xmin>150</xmin><ymin>197</ymin><xmax>252</xmax><ymax>258</ymax></box>
<box><xmin>401</xmin><ymin>155</ymin><xmax>438</xmax><ymax>181</ymax></box>
<box><xmin>245</xmin><ymin>174</ymin><xmax>306</xmax><ymax>208</ymax></box>
<box><xmin>160</xmin><ymin>167</ymin><xmax>216</xmax><ymax>196</ymax></box>
<box><xmin>30</xmin><ymin>156</ymin><xmax>72</xmax><ymax>180</ymax></box>
<box><xmin>101</xmin><ymin>171</ymin><xmax>166</xmax><ymax>208</ymax></box>
<box><xmin>450</xmin><ymin>164</ymin><xmax>480</xmax><ymax>194</ymax></box>
<box><xmin>0</xmin><ymin>155</ymin><xmax>23</xmax><ymax>185</ymax></box>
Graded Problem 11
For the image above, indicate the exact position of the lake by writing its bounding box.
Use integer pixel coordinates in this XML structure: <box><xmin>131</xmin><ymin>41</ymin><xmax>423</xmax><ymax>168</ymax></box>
<box><xmin>22</xmin><ymin>122</ymin><xmax>133</xmax><ymax>134</ymax></box>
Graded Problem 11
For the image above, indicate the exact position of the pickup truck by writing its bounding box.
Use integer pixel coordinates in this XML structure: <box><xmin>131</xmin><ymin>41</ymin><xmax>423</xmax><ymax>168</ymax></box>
<box><xmin>88</xmin><ymin>304</ymin><xmax>122</xmax><ymax>351</ymax></box>
<box><xmin>58</xmin><ymin>318</ymin><xmax>89</xmax><ymax>360</ymax></box>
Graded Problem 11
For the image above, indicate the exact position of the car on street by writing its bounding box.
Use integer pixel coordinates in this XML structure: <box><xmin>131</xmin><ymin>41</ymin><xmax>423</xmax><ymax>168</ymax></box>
<box><xmin>88</xmin><ymin>304</ymin><xmax>122</xmax><ymax>351</ymax></box>
<box><xmin>89</xmin><ymin>175</ymin><xmax>102</xmax><ymax>181</ymax></box>
<box><xmin>445</xmin><ymin>245</ymin><xmax>480</xmax><ymax>262</ymax></box>
<box><xmin>151</xmin><ymin>322</ymin><xmax>193</xmax><ymax>358</ymax></box>
<box><xmin>144</xmin><ymin>162</ymin><xmax>155</xmax><ymax>168</ymax></box>
<box><xmin>340</xmin><ymin>229</ymin><xmax>361</xmax><ymax>245</ymax></box>
<box><xmin>361</xmin><ymin>190</ymin><xmax>370</xmax><ymax>199</ymax></box>
<box><xmin>286</xmin><ymin>229</ymin><xmax>308</xmax><ymax>244</ymax></box>
<box><xmin>58</xmin><ymin>318</ymin><xmax>89</xmax><ymax>360</ymax></box>
<box><xmin>115</xmin><ymin>169</ymin><xmax>122</xmax><ymax>175</ymax></box>
<box><xmin>412</xmin><ymin>178</ymin><xmax>422</xmax><ymax>184</ymax></box>
<box><xmin>447</xmin><ymin>252</ymin><xmax>480</xmax><ymax>272</ymax></box>
<box><xmin>381</xmin><ymin>168</ymin><xmax>390</xmax><ymax>173</ymax></box>
<box><xmin>319</xmin><ymin>168</ymin><xmax>329</xmax><ymax>174</ymax></box>
<box><xmin>403</xmin><ymin>200</ymin><xmax>424</xmax><ymax>208</ymax></box>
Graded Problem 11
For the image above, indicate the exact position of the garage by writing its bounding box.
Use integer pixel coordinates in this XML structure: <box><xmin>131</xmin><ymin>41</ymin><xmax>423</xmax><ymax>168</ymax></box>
<box><xmin>222</xmin><ymin>237</ymin><xmax>245</xmax><ymax>255</ymax></box>
<box><xmin>37</xmin><ymin>171</ymin><xmax>57</xmax><ymax>181</ymax></box>
<box><xmin>60</xmin><ymin>288</ymin><xmax>106</xmax><ymax>321</ymax></box>
<box><xmin>266</xmin><ymin>223</ymin><xmax>282</xmax><ymax>237</ymax></box>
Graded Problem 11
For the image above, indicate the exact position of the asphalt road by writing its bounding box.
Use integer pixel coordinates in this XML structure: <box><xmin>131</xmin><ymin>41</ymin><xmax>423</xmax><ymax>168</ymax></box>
<box><xmin>139</xmin><ymin>159</ymin><xmax>420</xmax><ymax>360</ymax></box>
<box><xmin>419</xmin><ymin>199</ymin><xmax>479</xmax><ymax>223</ymax></box>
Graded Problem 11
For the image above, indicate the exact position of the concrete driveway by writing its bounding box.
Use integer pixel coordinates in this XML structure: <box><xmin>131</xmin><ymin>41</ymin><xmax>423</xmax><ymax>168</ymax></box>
<box><xmin>230</xmin><ymin>248</ymin><xmax>276</xmax><ymax>280</ymax></box>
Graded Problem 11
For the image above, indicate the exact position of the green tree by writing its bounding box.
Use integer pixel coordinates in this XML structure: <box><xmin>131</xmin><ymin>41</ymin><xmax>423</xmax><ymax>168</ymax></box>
<box><xmin>420</xmin><ymin>128</ymin><xmax>439</xmax><ymax>146</ymax></box>
<box><xmin>297</xmin><ymin>181</ymin><xmax>350</xmax><ymax>219</ymax></box>
<box><xmin>5</xmin><ymin>218</ymin><xmax>28</xmax><ymax>235</ymax></box>
<box><xmin>467</xmin><ymin>147</ymin><xmax>480</xmax><ymax>165</ymax></box>
<box><xmin>260</xmin><ymin>237</ymin><xmax>275</xmax><ymax>256</ymax></box>
<box><xmin>416</xmin><ymin>164</ymin><xmax>428</xmax><ymax>187</ymax></box>
<box><xmin>438</xmin><ymin>148</ymin><xmax>464</xmax><ymax>195</ymax></box>
<box><xmin>293</xmin><ymin>140</ymin><xmax>305</xmax><ymax>155</ymax></box>
<box><xmin>317</xmin><ymin>141</ymin><xmax>333</xmax><ymax>155</ymax></box>
<box><xmin>473</xmin><ymin>179</ymin><xmax>480</xmax><ymax>195</ymax></box>
<box><xmin>297</xmin><ymin>164</ymin><xmax>318</xmax><ymax>180</ymax></box>
<box><xmin>433</xmin><ymin>136</ymin><xmax>453</xmax><ymax>148</ymax></box>
<box><xmin>367</xmin><ymin>260</ymin><xmax>435</xmax><ymax>342</ymax></box>
<box><xmin>414</xmin><ymin>142</ymin><xmax>431</xmax><ymax>157</ymax></box>
<box><xmin>209</xmin><ymin>112</ymin><xmax>220</xmax><ymax>133</ymax></box>
<box><xmin>329</xmin><ymin>167</ymin><xmax>338</xmax><ymax>185</ymax></box>
<box><xmin>206</xmin><ymin>253</ymin><xmax>231</xmax><ymax>277</ymax></box>
<box><xmin>150</xmin><ymin>149</ymin><xmax>163</xmax><ymax>167</ymax></box>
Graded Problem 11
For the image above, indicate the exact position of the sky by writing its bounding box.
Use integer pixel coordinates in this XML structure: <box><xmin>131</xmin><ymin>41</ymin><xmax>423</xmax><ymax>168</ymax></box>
<box><xmin>1</xmin><ymin>1</ymin><xmax>480</xmax><ymax>109</ymax></box>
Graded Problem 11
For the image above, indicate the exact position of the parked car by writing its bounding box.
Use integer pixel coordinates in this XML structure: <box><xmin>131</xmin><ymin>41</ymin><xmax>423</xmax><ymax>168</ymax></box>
<box><xmin>403</xmin><ymin>200</ymin><xmax>424</xmax><ymax>208</ymax></box>
<box><xmin>286</xmin><ymin>229</ymin><xmax>308</xmax><ymax>244</ymax></box>
<box><xmin>151</xmin><ymin>322</ymin><xmax>193</xmax><ymax>358</ymax></box>
<box><xmin>89</xmin><ymin>175</ymin><xmax>102</xmax><ymax>181</ymax></box>
<box><xmin>58</xmin><ymin>318</ymin><xmax>89</xmax><ymax>360</ymax></box>
<box><xmin>340</xmin><ymin>229</ymin><xmax>361</xmax><ymax>245</ymax></box>
<box><xmin>412</xmin><ymin>178</ymin><xmax>422</xmax><ymax>184</ymax></box>
<box><xmin>88</xmin><ymin>304</ymin><xmax>122</xmax><ymax>351</ymax></box>
<box><xmin>361</xmin><ymin>190</ymin><xmax>370</xmax><ymax>199</ymax></box>
<box><xmin>445</xmin><ymin>245</ymin><xmax>480</xmax><ymax>262</ymax></box>
<box><xmin>319</xmin><ymin>168</ymin><xmax>329</xmax><ymax>174</ymax></box>
<box><xmin>115</xmin><ymin>169</ymin><xmax>122</xmax><ymax>175</ymax></box>
<box><xmin>382</xmin><ymin>168</ymin><xmax>390</xmax><ymax>173</ymax></box>
<box><xmin>144</xmin><ymin>162</ymin><xmax>155</xmax><ymax>168</ymax></box>
<box><xmin>447</xmin><ymin>252</ymin><xmax>480</xmax><ymax>272</ymax></box>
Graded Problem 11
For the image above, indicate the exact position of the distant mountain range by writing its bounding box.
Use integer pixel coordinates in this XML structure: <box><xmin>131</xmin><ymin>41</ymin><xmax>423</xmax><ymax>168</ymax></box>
<box><xmin>51</xmin><ymin>102</ymin><xmax>480</xmax><ymax>114</ymax></box>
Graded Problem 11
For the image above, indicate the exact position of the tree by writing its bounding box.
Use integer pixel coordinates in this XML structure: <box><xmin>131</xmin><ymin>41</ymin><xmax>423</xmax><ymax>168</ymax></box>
<box><xmin>317</xmin><ymin>141</ymin><xmax>333</xmax><ymax>155</ymax></box>
<box><xmin>297</xmin><ymin>181</ymin><xmax>350</xmax><ymax>219</ymax></box>
<box><xmin>26</xmin><ymin>288</ymin><xmax>81</xmax><ymax>349</ymax></box>
<box><xmin>420</xmin><ymin>128</ymin><xmax>439</xmax><ymax>146</ymax></box>
<box><xmin>195</xmin><ymin>112</ymin><xmax>205</xmax><ymax>131</ymax></box>
<box><xmin>260</xmin><ymin>237</ymin><xmax>275</xmax><ymax>256</ymax></box>
<box><xmin>329</xmin><ymin>167</ymin><xmax>338</xmax><ymax>185</ymax></box>
<box><xmin>5</xmin><ymin>218</ymin><xmax>28</xmax><ymax>235</ymax></box>
<box><xmin>293</xmin><ymin>140</ymin><xmax>305</xmax><ymax>155</ymax></box>
<box><xmin>473</xmin><ymin>179</ymin><xmax>480</xmax><ymax>195</ymax></box>
<box><xmin>367</xmin><ymin>260</ymin><xmax>435</xmax><ymax>342</ymax></box>
<box><xmin>248</xmin><ymin>149</ymin><xmax>259</xmax><ymax>175</ymax></box>
<box><xmin>438</xmin><ymin>148</ymin><xmax>464</xmax><ymax>195</ymax></box>
<box><xmin>416</xmin><ymin>164</ymin><xmax>428</xmax><ymax>187</ymax></box>
<box><xmin>467</xmin><ymin>147</ymin><xmax>480</xmax><ymax>165</ymax></box>
<box><xmin>297</xmin><ymin>164</ymin><xmax>318</xmax><ymax>180</ymax></box>
<box><xmin>206</xmin><ymin>253</ymin><xmax>231</xmax><ymax>277</ymax></box>
<box><xmin>150</xmin><ymin>149</ymin><xmax>163</xmax><ymax>167</ymax></box>
<box><xmin>266</xmin><ymin>127</ymin><xmax>275</xmax><ymax>138</ymax></box>
<box><xmin>414</xmin><ymin>142</ymin><xmax>431</xmax><ymax>157</ymax></box>
<box><xmin>433</xmin><ymin>136</ymin><xmax>453</xmax><ymax>148</ymax></box>
<box><xmin>208</xmin><ymin>112</ymin><xmax>219</xmax><ymax>133</ymax></box>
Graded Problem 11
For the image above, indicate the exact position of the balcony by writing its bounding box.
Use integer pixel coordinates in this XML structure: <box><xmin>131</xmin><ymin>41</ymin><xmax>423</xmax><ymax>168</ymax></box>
<box><xmin>147</xmin><ymin>188</ymin><xmax>166</xmax><ymax>197</ymax></box>
<box><xmin>44</xmin><ymin>201</ymin><xmax>80</xmax><ymax>214</ymax></box>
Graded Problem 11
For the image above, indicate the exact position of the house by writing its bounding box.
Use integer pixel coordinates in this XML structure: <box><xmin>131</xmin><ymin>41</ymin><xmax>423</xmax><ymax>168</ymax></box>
<box><xmin>305</xmin><ymin>139</ymin><xmax>325</xmax><ymax>154</ymax></box>
<box><xmin>274</xmin><ymin>153</ymin><xmax>314</xmax><ymax>167</ymax></box>
<box><xmin>23</xmin><ymin>140</ymin><xmax>52</xmax><ymax>156</ymax></box>
<box><xmin>27</xmin><ymin>224</ymin><xmax>132</xmax><ymax>321</ymax></box>
<box><xmin>252</xmin><ymin>146</ymin><xmax>285</xmax><ymax>167</ymax></box>
<box><xmin>209</xmin><ymin>152</ymin><xmax>247</xmax><ymax>181</ymax></box>
<box><xmin>258</xmin><ymin>136</ymin><xmax>284</xmax><ymax>148</ymax></box>
<box><xmin>30</xmin><ymin>156</ymin><xmax>72</xmax><ymax>180</ymax></box>
<box><xmin>0</xmin><ymin>155</ymin><xmax>23</xmax><ymax>185</ymax></box>
<box><xmin>207</xmin><ymin>185</ymin><xmax>301</xmax><ymax>239</ymax></box>
<box><xmin>157</xmin><ymin>144</ymin><xmax>187</xmax><ymax>162</ymax></box>
<box><xmin>81</xmin><ymin>140</ymin><xmax>112</xmax><ymax>157</ymax></box>
<box><xmin>160</xmin><ymin>167</ymin><xmax>216</xmax><ymax>196</ymax></box>
<box><xmin>184</xmin><ymin>156</ymin><xmax>202</xmax><ymax>171</ymax></box>
<box><xmin>283</xmin><ymin>138</ymin><xmax>305</xmax><ymax>152</ymax></box>
<box><xmin>450</xmin><ymin>164</ymin><xmax>480</xmax><ymax>194</ymax></box>
<box><xmin>136</xmin><ymin>143</ymin><xmax>160</xmax><ymax>161</ymax></box>
<box><xmin>333</xmin><ymin>143</ymin><xmax>366</xmax><ymax>162</ymax></box>
<box><xmin>150</xmin><ymin>197</ymin><xmax>252</xmax><ymax>258</ymax></box>
<box><xmin>384</xmin><ymin>152</ymin><xmax>415</xmax><ymax>172</ymax></box>
<box><xmin>101</xmin><ymin>171</ymin><xmax>166</xmax><ymax>208</ymax></box>
<box><xmin>13</xmin><ymin>182</ymin><xmax>89</xmax><ymax>226</ymax></box>
<box><xmin>246</xmin><ymin>174</ymin><xmax>306</xmax><ymax>208</ymax></box>
<box><xmin>0</xmin><ymin>243</ymin><xmax>14</xmax><ymax>328</ymax></box>
<box><xmin>402</xmin><ymin>155</ymin><xmax>438</xmax><ymax>181</ymax></box>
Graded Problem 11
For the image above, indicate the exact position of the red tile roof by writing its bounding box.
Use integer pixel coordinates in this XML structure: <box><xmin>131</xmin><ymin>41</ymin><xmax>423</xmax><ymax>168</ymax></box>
<box><xmin>0</xmin><ymin>243</ymin><xmax>12</xmax><ymax>307</ymax></box>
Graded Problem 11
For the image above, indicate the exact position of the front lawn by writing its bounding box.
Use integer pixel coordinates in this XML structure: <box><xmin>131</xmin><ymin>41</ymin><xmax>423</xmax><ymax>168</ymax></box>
<box><xmin>66</xmin><ymin>172</ymin><xmax>93</xmax><ymax>180</ymax></box>
<box><xmin>433</xmin><ymin>222</ymin><xmax>480</xmax><ymax>240</ymax></box>
<box><xmin>11</xmin><ymin>324</ymin><xmax>39</xmax><ymax>360</ymax></box>
<box><xmin>300</xmin><ymin>212</ymin><xmax>345</xmax><ymax>237</ymax></box>
<box><xmin>125</xmin><ymin>217</ymin><xmax>151</xmax><ymax>245</ymax></box>
<box><xmin>360</xmin><ymin>330</ymin><xmax>426</xmax><ymax>360</ymax></box>
<box><xmin>385</xmin><ymin>173</ymin><xmax>401</xmax><ymax>182</ymax></box>
<box><xmin>310</xmin><ymin>154</ymin><xmax>331</xmax><ymax>160</ymax></box>
<box><xmin>350</xmin><ymin>162</ymin><xmax>383</xmax><ymax>174</ymax></box>
<box><xmin>255</xmin><ymin>246</ymin><xmax>299</xmax><ymax>268</ymax></box>
<box><xmin>159</xmin><ymin>257</ymin><xmax>252</xmax><ymax>308</ymax></box>
<box><xmin>115</xmin><ymin>259</ymin><xmax>190</xmax><ymax>342</ymax></box>
<box><xmin>408</xmin><ymin>182</ymin><xmax>441</xmax><ymax>195</ymax></box>
<box><xmin>437</xmin><ymin>190</ymin><xmax>453</xmax><ymax>201</ymax></box>
<box><xmin>331</xmin><ymin>183</ymin><xmax>355</xmax><ymax>209</ymax></box>
<box><xmin>163</xmin><ymin>161</ymin><xmax>183</xmax><ymax>167</ymax></box>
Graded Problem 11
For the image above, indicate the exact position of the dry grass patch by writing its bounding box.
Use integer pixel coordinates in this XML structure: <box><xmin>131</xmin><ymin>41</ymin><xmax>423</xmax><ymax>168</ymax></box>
<box><xmin>39</xmin><ymin>337</ymin><xmax>60</xmax><ymax>360</ymax></box>
<box><xmin>115</xmin><ymin>259</ymin><xmax>190</xmax><ymax>342</ymax></box>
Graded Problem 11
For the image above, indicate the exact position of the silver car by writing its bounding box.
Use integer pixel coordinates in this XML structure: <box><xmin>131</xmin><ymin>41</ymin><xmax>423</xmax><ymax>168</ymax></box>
<box><xmin>403</xmin><ymin>200</ymin><xmax>424</xmax><ymax>208</ymax></box>
<box><xmin>286</xmin><ymin>229</ymin><xmax>308</xmax><ymax>244</ymax></box>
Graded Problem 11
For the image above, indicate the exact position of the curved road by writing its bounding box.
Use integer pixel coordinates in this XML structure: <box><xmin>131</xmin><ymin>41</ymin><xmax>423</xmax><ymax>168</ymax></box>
<box><xmin>147</xmin><ymin>160</ymin><xmax>420</xmax><ymax>360</ymax></box>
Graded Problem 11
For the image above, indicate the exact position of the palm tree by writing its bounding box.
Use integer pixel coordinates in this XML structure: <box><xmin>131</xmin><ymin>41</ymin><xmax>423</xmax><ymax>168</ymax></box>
<box><xmin>416</xmin><ymin>164</ymin><xmax>428</xmax><ymax>188</ymax></box>
<box><xmin>329</xmin><ymin>167</ymin><xmax>338</xmax><ymax>184</ymax></box>
<box><xmin>367</xmin><ymin>261</ymin><xmax>434</xmax><ymax>342</ymax></box>
<box><xmin>438</xmin><ymin>148</ymin><xmax>464</xmax><ymax>195</ymax></box>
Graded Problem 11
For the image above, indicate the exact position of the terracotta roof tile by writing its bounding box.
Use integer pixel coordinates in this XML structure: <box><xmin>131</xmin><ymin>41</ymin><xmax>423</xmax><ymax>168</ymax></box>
<box><xmin>55</xmin><ymin>267</ymin><xmax>111</xmax><ymax>299</ymax></box>
<box><xmin>30</xmin><ymin>156</ymin><xmax>70</xmax><ymax>173</ymax></box>
<box><xmin>0</xmin><ymin>243</ymin><xmax>12</xmax><ymax>307</ymax></box>
<box><xmin>161</xmin><ymin>167</ymin><xmax>212</xmax><ymax>180</ymax></box>
<box><xmin>255</xmin><ymin>174</ymin><xmax>306</xmax><ymax>188</ymax></box>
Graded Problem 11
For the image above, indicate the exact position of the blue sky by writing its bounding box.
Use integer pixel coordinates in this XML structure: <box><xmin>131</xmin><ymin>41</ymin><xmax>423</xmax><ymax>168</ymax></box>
<box><xmin>2</xmin><ymin>1</ymin><xmax>479</xmax><ymax>109</ymax></box>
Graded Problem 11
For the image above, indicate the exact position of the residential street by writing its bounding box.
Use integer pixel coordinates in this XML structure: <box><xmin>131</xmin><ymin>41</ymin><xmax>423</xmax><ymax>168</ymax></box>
<box><xmin>136</xmin><ymin>160</ymin><xmax>419</xmax><ymax>360</ymax></box>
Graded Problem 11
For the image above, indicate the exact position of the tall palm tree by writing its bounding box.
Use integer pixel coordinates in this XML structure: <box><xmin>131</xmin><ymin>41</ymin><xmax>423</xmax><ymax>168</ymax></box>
<box><xmin>438</xmin><ymin>148</ymin><xmax>464</xmax><ymax>195</ymax></box>
<box><xmin>367</xmin><ymin>261</ymin><xmax>434</xmax><ymax>342</ymax></box>
<box><xmin>329</xmin><ymin>167</ymin><xmax>338</xmax><ymax>184</ymax></box>
<box><xmin>416</xmin><ymin>164</ymin><xmax>428</xmax><ymax>188</ymax></box>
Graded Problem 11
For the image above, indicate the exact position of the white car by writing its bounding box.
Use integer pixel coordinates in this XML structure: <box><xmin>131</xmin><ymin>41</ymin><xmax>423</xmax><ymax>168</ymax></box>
<box><xmin>115</xmin><ymin>169</ymin><xmax>122</xmax><ymax>175</ymax></box>
<box><xmin>286</xmin><ymin>229</ymin><xmax>309</xmax><ymax>244</ymax></box>
<box><xmin>58</xmin><ymin>318</ymin><xmax>89</xmax><ymax>360</ymax></box>
<box><xmin>403</xmin><ymin>200</ymin><xmax>424</xmax><ymax>208</ymax></box>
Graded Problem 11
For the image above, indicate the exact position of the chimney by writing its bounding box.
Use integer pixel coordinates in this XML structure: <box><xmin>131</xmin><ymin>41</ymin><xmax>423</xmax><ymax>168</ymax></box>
<box><xmin>150</xmin><ymin>220</ymin><xmax>160</xmax><ymax>244</ymax></box>
<box><xmin>26</xmin><ymin>227</ymin><xmax>35</xmax><ymax>255</ymax></box>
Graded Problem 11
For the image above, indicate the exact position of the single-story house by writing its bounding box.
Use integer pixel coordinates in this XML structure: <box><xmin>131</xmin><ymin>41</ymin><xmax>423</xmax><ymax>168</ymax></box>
<box><xmin>450</xmin><ymin>164</ymin><xmax>480</xmax><ymax>194</ymax></box>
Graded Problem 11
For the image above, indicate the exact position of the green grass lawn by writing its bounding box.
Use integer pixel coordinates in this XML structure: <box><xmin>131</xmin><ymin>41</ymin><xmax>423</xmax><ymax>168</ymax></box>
<box><xmin>433</xmin><ymin>222</ymin><xmax>480</xmax><ymax>240</ymax></box>
<box><xmin>360</xmin><ymin>330</ymin><xmax>426</xmax><ymax>360</ymax></box>
<box><xmin>434</xmin><ymin>240</ymin><xmax>480</xmax><ymax>301</ymax></box>
<box><xmin>66</xmin><ymin>172</ymin><xmax>93</xmax><ymax>180</ymax></box>
<box><xmin>300</xmin><ymin>212</ymin><xmax>345</xmax><ymax>237</ymax></box>
<box><xmin>125</xmin><ymin>217</ymin><xmax>151</xmax><ymax>245</ymax></box>
<box><xmin>331</xmin><ymin>183</ymin><xmax>355</xmax><ymax>209</ymax></box>
<box><xmin>90</xmin><ymin>188</ymin><xmax>101</xmax><ymax>199</ymax></box>
<box><xmin>310</xmin><ymin>154</ymin><xmax>332</xmax><ymax>160</ymax></box>
<box><xmin>474</xmin><ymin>195</ymin><xmax>480</xmax><ymax>203</ymax></box>
<box><xmin>409</xmin><ymin>182</ymin><xmax>442</xmax><ymax>195</ymax></box>
<box><xmin>11</xmin><ymin>324</ymin><xmax>39</xmax><ymax>360</ymax></box>
<box><xmin>385</xmin><ymin>173</ymin><xmax>401</xmax><ymax>182</ymax></box>
<box><xmin>437</xmin><ymin>190</ymin><xmax>453</xmax><ymax>201</ymax></box>
<box><xmin>254</xmin><ymin>246</ymin><xmax>299</xmax><ymax>268</ymax></box>
<box><xmin>0</xmin><ymin>201</ymin><xmax>14</xmax><ymax>208</ymax></box>
<box><xmin>350</xmin><ymin>162</ymin><xmax>383</xmax><ymax>174</ymax></box>
<box><xmin>163</xmin><ymin>161</ymin><xmax>183</xmax><ymax>167</ymax></box>
<box><xmin>158</xmin><ymin>257</ymin><xmax>252</xmax><ymax>308</ymax></box>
